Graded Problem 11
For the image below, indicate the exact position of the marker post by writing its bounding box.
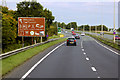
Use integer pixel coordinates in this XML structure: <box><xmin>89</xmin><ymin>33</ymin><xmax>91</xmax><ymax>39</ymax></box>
<box><xmin>41</xmin><ymin>36</ymin><xmax>42</xmax><ymax>43</ymax></box>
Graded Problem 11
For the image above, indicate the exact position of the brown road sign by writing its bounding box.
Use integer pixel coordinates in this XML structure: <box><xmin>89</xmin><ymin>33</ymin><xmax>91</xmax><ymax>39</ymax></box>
<box><xmin>18</xmin><ymin>17</ymin><xmax>45</xmax><ymax>37</ymax></box>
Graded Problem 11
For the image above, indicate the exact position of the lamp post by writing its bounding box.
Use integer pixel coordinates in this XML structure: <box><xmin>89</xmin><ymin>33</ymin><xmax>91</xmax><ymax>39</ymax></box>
<box><xmin>95</xmin><ymin>25</ymin><xmax>97</xmax><ymax>35</ymax></box>
<box><xmin>83</xmin><ymin>25</ymin><xmax>85</xmax><ymax>32</ymax></box>
<box><xmin>101</xmin><ymin>24</ymin><xmax>103</xmax><ymax>37</ymax></box>
<box><xmin>101</xmin><ymin>1</ymin><xmax>103</xmax><ymax>37</ymax></box>
<box><xmin>89</xmin><ymin>26</ymin><xmax>91</xmax><ymax>33</ymax></box>
<box><xmin>113</xmin><ymin>0</ymin><xmax>116</xmax><ymax>43</ymax></box>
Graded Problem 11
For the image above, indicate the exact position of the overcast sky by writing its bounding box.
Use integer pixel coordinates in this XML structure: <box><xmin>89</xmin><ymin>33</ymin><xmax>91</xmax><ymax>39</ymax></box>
<box><xmin>1</xmin><ymin>0</ymin><xmax>120</xmax><ymax>29</ymax></box>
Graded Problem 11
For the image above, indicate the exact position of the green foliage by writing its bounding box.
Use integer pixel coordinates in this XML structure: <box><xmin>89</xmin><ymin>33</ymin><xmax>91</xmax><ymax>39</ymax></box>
<box><xmin>3</xmin><ymin>44</ymin><xmax>22</xmax><ymax>53</ymax></box>
<box><xmin>78</xmin><ymin>25</ymin><xmax>90</xmax><ymax>31</ymax></box>
<box><xmin>65</xmin><ymin>22</ymin><xmax>77</xmax><ymax>29</ymax></box>
<box><xmin>47</xmin><ymin>28</ymin><xmax>57</xmax><ymax>36</ymax></box>
<box><xmin>117</xmin><ymin>28</ymin><xmax>120</xmax><ymax>32</ymax></box>
<box><xmin>78</xmin><ymin>25</ymin><xmax>108</xmax><ymax>31</ymax></box>
<box><xmin>48</xmin><ymin>33</ymin><xmax>63</xmax><ymax>39</ymax></box>
<box><xmin>2</xmin><ymin>14</ymin><xmax>17</xmax><ymax>45</ymax></box>
<box><xmin>16</xmin><ymin>1</ymin><xmax>43</xmax><ymax>17</ymax></box>
<box><xmin>2</xmin><ymin>6</ymin><xmax>8</xmax><ymax>14</ymax></box>
<box><xmin>43</xmin><ymin>8</ymin><xmax>54</xmax><ymax>28</ymax></box>
<box><xmin>2</xmin><ymin>6</ymin><xmax>18</xmax><ymax>53</ymax></box>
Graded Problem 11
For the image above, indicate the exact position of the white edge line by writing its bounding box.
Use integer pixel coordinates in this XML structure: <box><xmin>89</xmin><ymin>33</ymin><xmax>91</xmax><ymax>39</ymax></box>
<box><xmin>89</xmin><ymin>36</ymin><xmax>120</xmax><ymax>55</ymax></box>
<box><xmin>91</xmin><ymin>67</ymin><xmax>97</xmax><ymax>72</ymax></box>
<box><xmin>20</xmin><ymin>42</ymin><xmax>65</xmax><ymax>80</ymax></box>
<box><xmin>94</xmin><ymin>39</ymin><xmax>119</xmax><ymax>55</ymax></box>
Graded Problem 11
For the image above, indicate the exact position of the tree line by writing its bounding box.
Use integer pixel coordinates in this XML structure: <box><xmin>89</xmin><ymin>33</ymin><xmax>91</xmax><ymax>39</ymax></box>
<box><xmin>54</xmin><ymin>22</ymin><xmax>109</xmax><ymax>31</ymax></box>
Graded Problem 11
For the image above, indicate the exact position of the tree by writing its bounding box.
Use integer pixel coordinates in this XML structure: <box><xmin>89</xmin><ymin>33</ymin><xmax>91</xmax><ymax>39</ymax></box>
<box><xmin>16</xmin><ymin>1</ymin><xmax>44</xmax><ymax>18</ymax></box>
<box><xmin>66</xmin><ymin>23</ymin><xmax>71</xmax><ymax>29</ymax></box>
<box><xmin>61</xmin><ymin>22</ymin><xmax>66</xmax><ymax>29</ymax></box>
<box><xmin>2</xmin><ymin>14</ymin><xmax>17</xmax><ymax>45</ymax></box>
<box><xmin>78</xmin><ymin>25</ymin><xmax>90</xmax><ymax>31</ymax></box>
<box><xmin>2</xmin><ymin>6</ymin><xmax>17</xmax><ymax>18</ymax></box>
<box><xmin>117</xmin><ymin>28</ymin><xmax>120</xmax><ymax>32</ymax></box>
<box><xmin>66</xmin><ymin>22</ymin><xmax>77</xmax><ymax>29</ymax></box>
<box><xmin>43</xmin><ymin>8</ymin><xmax>55</xmax><ymax>29</ymax></box>
<box><xmin>84</xmin><ymin>25</ymin><xmax>90</xmax><ymax>31</ymax></box>
<box><xmin>2</xmin><ymin>6</ymin><xmax>8</xmax><ymax>14</ymax></box>
<box><xmin>0</xmin><ymin>6</ymin><xmax>2</xmax><ymax>45</ymax></box>
<box><xmin>71</xmin><ymin>22</ymin><xmax>77</xmax><ymax>29</ymax></box>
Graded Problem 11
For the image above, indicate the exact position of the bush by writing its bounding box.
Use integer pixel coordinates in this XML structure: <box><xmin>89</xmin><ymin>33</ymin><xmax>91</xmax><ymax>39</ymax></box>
<box><xmin>2</xmin><ymin>44</ymin><xmax>22</xmax><ymax>53</ymax></box>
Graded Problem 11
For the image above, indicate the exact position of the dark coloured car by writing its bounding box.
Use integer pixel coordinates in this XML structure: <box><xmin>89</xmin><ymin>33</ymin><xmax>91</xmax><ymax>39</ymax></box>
<box><xmin>67</xmin><ymin>38</ymin><xmax>76</xmax><ymax>46</ymax></box>
<box><xmin>75</xmin><ymin>35</ymin><xmax>80</xmax><ymax>39</ymax></box>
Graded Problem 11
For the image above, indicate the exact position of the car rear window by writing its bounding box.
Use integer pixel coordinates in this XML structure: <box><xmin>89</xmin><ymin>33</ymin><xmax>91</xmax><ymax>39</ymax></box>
<box><xmin>68</xmin><ymin>38</ymin><xmax>75</xmax><ymax>41</ymax></box>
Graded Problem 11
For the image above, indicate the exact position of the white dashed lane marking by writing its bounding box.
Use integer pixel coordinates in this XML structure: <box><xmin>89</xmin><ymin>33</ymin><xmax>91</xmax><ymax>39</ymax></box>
<box><xmin>82</xmin><ymin>49</ymin><xmax>84</xmax><ymax>51</ymax></box>
<box><xmin>83</xmin><ymin>52</ymin><xmax>86</xmax><ymax>55</ymax></box>
<box><xmin>86</xmin><ymin>57</ymin><xmax>90</xmax><ymax>61</ymax></box>
<box><xmin>98</xmin><ymin>76</ymin><xmax>100</xmax><ymax>78</ymax></box>
<box><xmin>81</xmin><ymin>36</ymin><xmax>101</xmax><ymax>78</ymax></box>
<box><xmin>91</xmin><ymin>67</ymin><xmax>97</xmax><ymax>72</ymax></box>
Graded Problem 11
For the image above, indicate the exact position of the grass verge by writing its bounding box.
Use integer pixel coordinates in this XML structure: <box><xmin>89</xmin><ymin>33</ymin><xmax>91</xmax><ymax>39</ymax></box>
<box><xmin>1</xmin><ymin>38</ymin><xmax>67</xmax><ymax>76</ymax></box>
<box><xmin>48</xmin><ymin>33</ymin><xmax>64</xmax><ymax>39</ymax></box>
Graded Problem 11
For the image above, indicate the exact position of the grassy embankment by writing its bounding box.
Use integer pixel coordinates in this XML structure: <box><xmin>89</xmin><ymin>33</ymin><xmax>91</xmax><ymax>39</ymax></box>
<box><xmin>86</xmin><ymin>34</ymin><xmax>120</xmax><ymax>51</ymax></box>
<box><xmin>2</xmin><ymin>36</ymin><xmax>67</xmax><ymax>76</ymax></box>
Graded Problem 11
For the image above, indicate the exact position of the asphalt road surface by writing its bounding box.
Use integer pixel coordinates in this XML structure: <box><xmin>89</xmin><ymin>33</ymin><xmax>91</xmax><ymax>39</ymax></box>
<box><xmin>3</xmin><ymin>33</ymin><xmax>119</xmax><ymax>79</ymax></box>
<box><xmin>25</xmin><ymin>35</ymin><xmax>118</xmax><ymax>78</ymax></box>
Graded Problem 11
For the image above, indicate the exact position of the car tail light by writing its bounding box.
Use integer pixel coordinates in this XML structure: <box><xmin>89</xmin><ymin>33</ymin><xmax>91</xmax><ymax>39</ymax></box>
<box><xmin>67</xmin><ymin>40</ymin><xmax>69</xmax><ymax>42</ymax></box>
<box><xmin>74</xmin><ymin>40</ymin><xmax>76</xmax><ymax>42</ymax></box>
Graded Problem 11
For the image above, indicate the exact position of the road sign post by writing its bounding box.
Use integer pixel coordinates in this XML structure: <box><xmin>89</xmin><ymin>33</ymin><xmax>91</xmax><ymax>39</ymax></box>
<box><xmin>34</xmin><ymin>37</ymin><xmax>36</xmax><ymax>44</ymax></box>
<box><xmin>95</xmin><ymin>26</ymin><xmax>97</xmax><ymax>36</ymax></box>
<box><xmin>41</xmin><ymin>36</ymin><xmax>42</xmax><ymax>43</ymax></box>
<box><xmin>83</xmin><ymin>25</ymin><xmax>84</xmax><ymax>32</ymax></box>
